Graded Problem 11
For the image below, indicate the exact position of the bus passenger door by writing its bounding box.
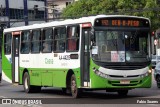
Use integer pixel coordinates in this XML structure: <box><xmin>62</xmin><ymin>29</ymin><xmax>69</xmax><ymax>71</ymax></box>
<box><xmin>12</xmin><ymin>32</ymin><xmax>20</xmax><ymax>83</ymax></box>
<box><xmin>81</xmin><ymin>28</ymin><xmax>90</xmax><ymax>87</ymax></box>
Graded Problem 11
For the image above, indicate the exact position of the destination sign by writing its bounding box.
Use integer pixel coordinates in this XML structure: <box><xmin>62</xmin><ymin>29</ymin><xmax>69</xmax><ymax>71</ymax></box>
<box><xmin>95</xmin><ymin>17</ymin><xmax>150</xmax><ymax>27</ymax></box>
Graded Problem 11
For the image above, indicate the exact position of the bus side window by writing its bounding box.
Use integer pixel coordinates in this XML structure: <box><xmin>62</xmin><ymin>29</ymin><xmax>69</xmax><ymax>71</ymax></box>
<box><xmin>4</xmin><ymin>33</ymin><xmax>12</xmax><ymax>54</ymax></box>
<box><xmin>66</xmin><ymin>25</ymin><xmax>79</xmax><ymax>51</ymax></box>
<box><xmin>21</xmin><ymin>31</ymin><xmax>30</xmax><ymax>54</ymax></box>
<box><xmin>54</xmin><ymin>27</ymin><xmax>66</xmax><ymax>52</ymax></box>
<box><xmin>31</xmin><ymin>29</ymin><xmax>41</xmax><ymax>53</ymax></box>
<box><xmin>42</xmin><ymin>28</ymin><xmax>53</xmax><ymax>53</ymax></box>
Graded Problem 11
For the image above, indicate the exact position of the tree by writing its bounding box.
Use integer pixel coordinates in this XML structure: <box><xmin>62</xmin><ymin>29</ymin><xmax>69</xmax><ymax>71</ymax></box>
<box><xmin>62</xmin><ymin>0</ymin><xmax>100</xmax><ymax>17</ymax></box>
<box><xmin>116</xmin><ymin>0</ymin><xmax>146</xmax><ymax>16</ymax></box>
<box><xmin>62</xmin><ymin>0</ymin><xmax>160</xmax><ymax>30</ymax></box>
<box><xmin>143</xmin><ymin>0</ymin><xmax>160</xmax><ymax>30</ymax></box>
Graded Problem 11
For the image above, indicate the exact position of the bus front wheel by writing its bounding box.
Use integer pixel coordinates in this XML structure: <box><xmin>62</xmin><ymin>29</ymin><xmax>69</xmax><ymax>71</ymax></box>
<box><xmin>70</xmin><ymin>74</ymin><xmax>81</xmax><ymax>98</ymax></box>
<box><xmin>23</xmin><ymin>72</ymin><xmax>41</xmax><ymax>93</ymax></box>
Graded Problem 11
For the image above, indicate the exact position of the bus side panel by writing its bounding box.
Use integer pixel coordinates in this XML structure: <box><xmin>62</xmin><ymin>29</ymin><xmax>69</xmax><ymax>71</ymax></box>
<box><xmin>19</xmin><ymin>53</ymin><xmax>81</xmax><ymax>88</ymax></box>
<box><xmin>42</xmin><ymin>71</ymin><xmax>53</xmax><ymax>86</ymax></box>
<box><xmin>29</xmin><ymin>69</ymin><xmax>42</xmax><ymax>86</ymax></box>
<box><xmin>52</xmin><ymin>68</ymin><xmax>80</xmax><ymax>88</ymax></box>
<box><xmin>19</xmin><ymin>68</ymin><xmax>81</xmax><ymax>88</ymax></box>
<box><xmin>19</xmin><ymin>68</ymin><xmax>42</xmax><ymax>86</ymax></box>
<box><xmin>52</xmin><ymin>69</ymin><xmax>67</xmax><ymax>87</ymax></box>
<box><xmin>2</xmin><ymin>52</ymin><xmax>12</xmax><ymax>83</ymax></box>
<box><xmin>52</xmin><ymin>68</ymin><xmax>81</xmax><ymax>88</ymax></box>
<box><xmin>20</xmin><ymin>68</ymin><xmax>66</xmax><ymax>87</ymax></box>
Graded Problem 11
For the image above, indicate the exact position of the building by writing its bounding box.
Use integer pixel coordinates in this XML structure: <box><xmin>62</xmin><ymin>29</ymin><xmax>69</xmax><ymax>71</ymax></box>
<box><xmin>0</xmin><ymin>0</ymin><xmax>79</xmax><ymax>27</ymax></box>
<box><xmin>0</xmin><ymin>0</ymin><xmax>78</xmax><ymax>55</ymax></box>
<box><xmin>47</xmin><ymin>0</ymin><xmax>77</xmax><ymax>19</ymax></box>
<box><xmin>0</xmin><ymin>0</ymin><xmax>48</xmax><ymax>58</ymax></box>
<box><xmin>0</xmin><ymin>0</ymin><xmax>47</xmax><ymax>27</ymax></box>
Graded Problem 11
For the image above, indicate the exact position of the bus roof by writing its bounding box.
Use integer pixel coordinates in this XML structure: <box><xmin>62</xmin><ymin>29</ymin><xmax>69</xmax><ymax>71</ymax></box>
<box><xmin>3</xmin><ymin>15</ymin><xmax>150</xmax><ymax>33</ymax></box>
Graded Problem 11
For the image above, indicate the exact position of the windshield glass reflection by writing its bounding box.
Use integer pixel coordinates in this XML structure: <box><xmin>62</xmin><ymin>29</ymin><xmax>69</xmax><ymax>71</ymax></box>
<box><xmin>92</xmin><ymin>30</ymin><xmax>149</xmax><ymax>62</ymax></box>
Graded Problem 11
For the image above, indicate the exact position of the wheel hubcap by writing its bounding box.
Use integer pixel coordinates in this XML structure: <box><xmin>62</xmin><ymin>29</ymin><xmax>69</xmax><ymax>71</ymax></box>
<box><xmin>71</xmin><ymin>79</ymin><xmax>76</xmax><ymax>94</ymax></box>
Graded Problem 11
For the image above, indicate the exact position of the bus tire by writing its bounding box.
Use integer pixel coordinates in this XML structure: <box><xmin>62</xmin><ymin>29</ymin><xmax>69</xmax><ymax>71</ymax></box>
<box><xmin>156</xmin><ymin>75</ymin><xmax>160</xmax><ymax>88</ymax></box>
<box><xmin>70</xmin><ymin>74</ymin><xmax>81</xmax><ymax>98</ymax></box>
<box><xmin>62</xmin><ymin>88</ymin><xmax>67</xmax><ymax>94</ymax></box>
<box><xmin>23</xmin><ymin>72</ymin><xmax>41</xmax><ymax>93</ymax></box>
<box><xmin>117</xmin><ymin>90</ymin><xmax>128</xmax><ymax>97</ymax></box>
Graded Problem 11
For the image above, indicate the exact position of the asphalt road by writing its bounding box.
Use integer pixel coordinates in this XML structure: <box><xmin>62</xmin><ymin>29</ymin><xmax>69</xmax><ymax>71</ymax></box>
<box><xmin>0</xmin><ymin>73</ymin><xmax>160</xmax><ymax>107</ymax></box>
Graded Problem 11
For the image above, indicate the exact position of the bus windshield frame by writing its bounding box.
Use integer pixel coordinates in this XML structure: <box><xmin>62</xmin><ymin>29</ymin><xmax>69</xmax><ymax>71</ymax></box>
<box><xmin>91</xmin><ymin>27</ymin><xmax>151</xmax><ymax>64</ymax></box>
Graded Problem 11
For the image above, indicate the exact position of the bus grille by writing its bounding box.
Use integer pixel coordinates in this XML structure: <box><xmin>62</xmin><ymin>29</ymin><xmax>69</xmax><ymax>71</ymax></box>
<box><xmin>109</xmin><ymin>75</ymin><xmax>140</xmax><ymax>78</ymax></box>
<box><xmin>108</xmin><ymin>80</ymin><xmax>142</xmax><ymax>86</ymax></box>
<box><xmin>104</xmin><ymin>65</ymin><xmax>146</xmax><ymax>70</ymax></box>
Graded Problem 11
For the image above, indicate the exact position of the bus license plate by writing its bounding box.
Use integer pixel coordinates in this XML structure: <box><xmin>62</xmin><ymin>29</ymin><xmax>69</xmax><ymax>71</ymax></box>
<box><xmin>120</xmin><ymin>80</ymin><xmax>130</xmax><ymax>84</ymax></box>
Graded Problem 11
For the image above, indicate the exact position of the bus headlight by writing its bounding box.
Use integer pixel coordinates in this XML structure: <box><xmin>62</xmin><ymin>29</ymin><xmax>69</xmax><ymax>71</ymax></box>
<box><xmin>93</xmin><ymin>67</ymin><xmax>109</xmax><ymax>78</ymax></box>
<box><xmin>140</xmin><ymin>72</ymin><xmax>149</xmax><ymax>78</ymax></box>
<box><xmin>104</xmin><ymin>74</ymin><xmax>109</xmax><ymax>78</ymax></box>
<box><xmin>148</xmin><ymin>69</ymin><xmax>152</xmax><ymax>74</ymax></box>
<box><xmin>99</xmin><ymin>72</ymin><xmax>109</xmax><ymax>78</ymax></box>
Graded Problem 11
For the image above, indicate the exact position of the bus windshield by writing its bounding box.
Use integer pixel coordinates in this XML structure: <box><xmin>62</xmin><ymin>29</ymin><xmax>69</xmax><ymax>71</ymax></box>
<box><xmin>92</xmin><ymin>29</ymin><xmax>149</xmax><ymax>63</ymax></box>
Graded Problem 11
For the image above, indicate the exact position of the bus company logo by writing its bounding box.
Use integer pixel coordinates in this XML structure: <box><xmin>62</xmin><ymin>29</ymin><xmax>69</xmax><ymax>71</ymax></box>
<box><xmin>2</xmin><ymin>99</ymin><xmax>11</xmax><ymax>104</ymax></box>
<box><xmin>1</xmin><ymin>99</ymin><xmax>42</xmax><ymax>105</ymax></box>
<box><xmin>123</xmin><ymin>75</ymin><xmax>128</xmax><ymax>78</ymax></box>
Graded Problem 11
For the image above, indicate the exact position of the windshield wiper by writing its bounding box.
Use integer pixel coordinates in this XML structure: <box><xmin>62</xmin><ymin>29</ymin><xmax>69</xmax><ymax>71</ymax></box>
<box><xmin>110</xmin><ymin>31</ymin><xmax>118</xmax><ymax>51</ymax></box>
<box><xmin>131</xmin><ymin>30</ymin><xmax>138</xmax><ymax>44</ymax></box>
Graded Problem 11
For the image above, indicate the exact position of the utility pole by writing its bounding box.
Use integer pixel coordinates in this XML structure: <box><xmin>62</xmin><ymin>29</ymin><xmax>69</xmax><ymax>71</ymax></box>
<box><xmin>0</xmin><ymin>5</ymin><xmax>4</xmax><ymax>16</ymax></box>
<box><xmin>24</xmin><ymin>0</ymin><xmax>28</xmax><ymax>25</ymax></box>
<box><xmin>44</xmin><ymin>0</ymin><xmax>48</xmax><ymax>22</ymax></box>
<box><xmin>0</xmin><ymin>23</ymin><xmax>5</xmax><ymax>58</ymax></box>
<box><xmin>0</xmin><ymin>15</ymin><xmax>8</xmax><ymax>57</ymax></box>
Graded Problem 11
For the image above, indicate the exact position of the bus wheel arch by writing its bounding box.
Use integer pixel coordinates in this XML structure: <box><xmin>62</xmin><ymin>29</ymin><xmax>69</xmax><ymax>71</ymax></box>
<box><xmin>64</xmin><ymin>69</ymin><xmax>74</xmax><ymax>94</ymax></box>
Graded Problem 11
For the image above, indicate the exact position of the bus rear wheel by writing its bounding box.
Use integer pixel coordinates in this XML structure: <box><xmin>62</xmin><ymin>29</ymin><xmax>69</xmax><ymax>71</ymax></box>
<box><xmin>117</xmin><ymin>90</ymin><xmax>128</xmax><ymax>97</ymax></box>
<box><xmin>70</xmin><ymin>74</ymin><xmax>81</xmax><ymax>98</ymax></box>
<box><xmin>23</xmin><ymin>72</ymin><xmax>41</xmax><ymax>93</ymax></box>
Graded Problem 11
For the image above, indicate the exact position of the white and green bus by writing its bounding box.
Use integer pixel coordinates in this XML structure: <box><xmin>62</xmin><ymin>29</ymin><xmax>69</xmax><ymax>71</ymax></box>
<box><xmin>2</xmin><ymin>15</ymin><xmax>152</xmax><ymax>98</ymax></box>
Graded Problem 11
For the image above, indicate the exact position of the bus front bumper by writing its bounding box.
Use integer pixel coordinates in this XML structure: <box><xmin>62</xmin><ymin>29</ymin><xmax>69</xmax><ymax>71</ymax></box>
<box><xmin>90</xmin><ymin>74</ymin><xmax>152</xmax><ymax>89</ymax></box>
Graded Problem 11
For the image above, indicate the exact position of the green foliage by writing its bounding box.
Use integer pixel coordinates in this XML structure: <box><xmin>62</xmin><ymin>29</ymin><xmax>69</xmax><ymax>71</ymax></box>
<box><xmin>62</xmin><ymin>0</ymin><xmax>160</xmax><ymax>30</ymax></box>
<box><xmin>143</xmin><ymin>0</ymin><xmax>160</xmax><ymax>30</ymax></box>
